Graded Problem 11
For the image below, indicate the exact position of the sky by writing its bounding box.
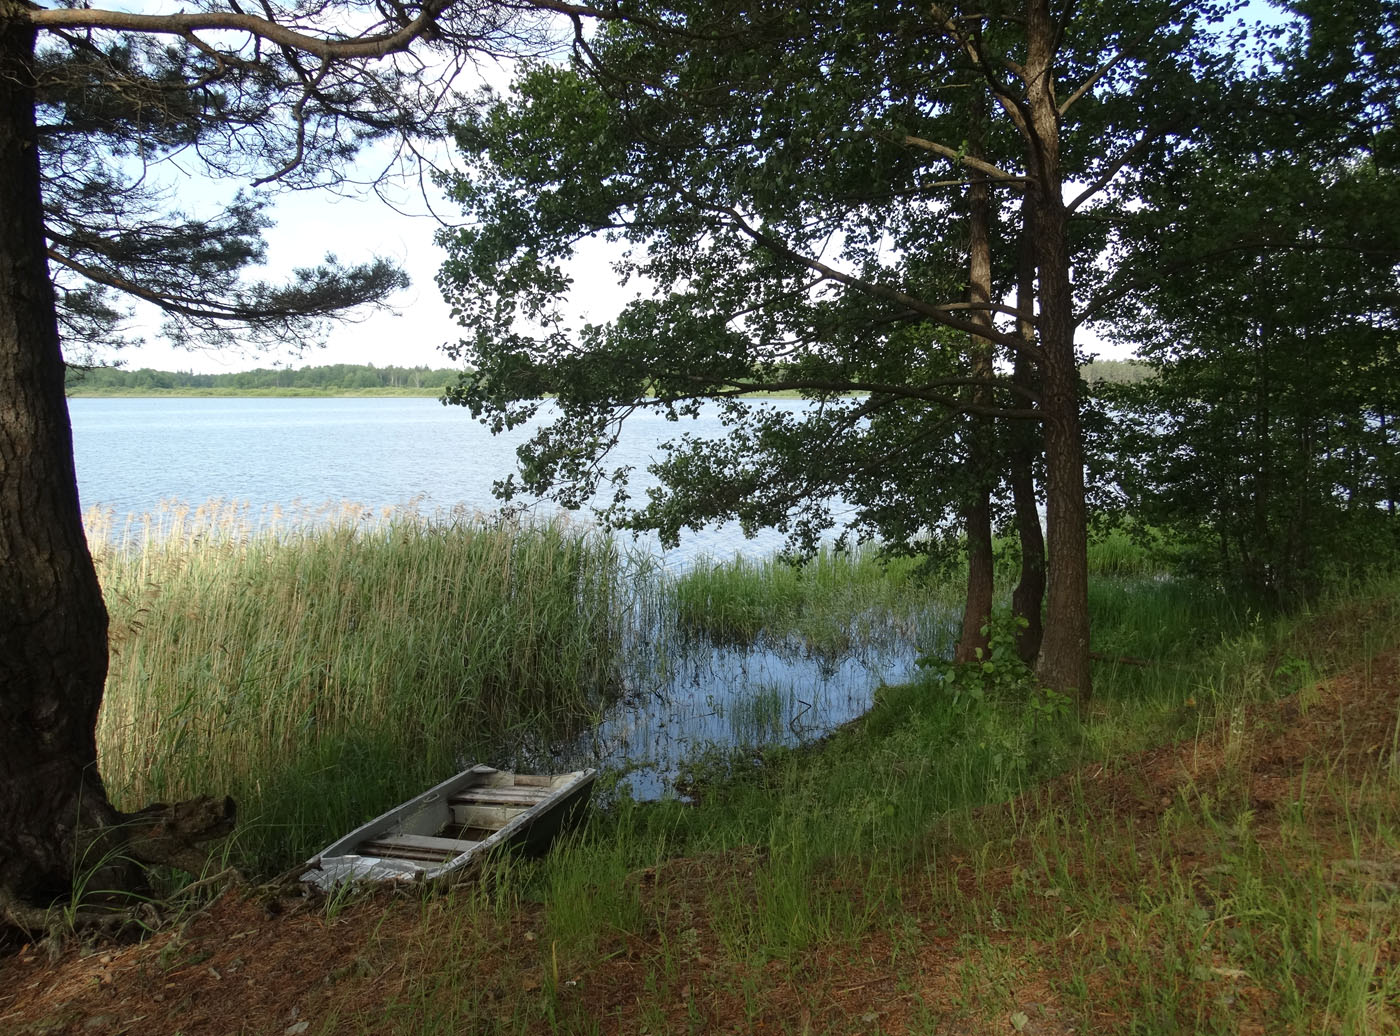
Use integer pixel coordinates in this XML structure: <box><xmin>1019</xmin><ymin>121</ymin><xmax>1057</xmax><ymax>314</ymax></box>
<box><xmin>125</xmin><ymin>184</ymin><xmax>481</xmax><ymax>375</ymax></box>
<box><xmin>104</xmin><ymin>138</ymin><xmax>652</xmax><ymax>376</ymax></box>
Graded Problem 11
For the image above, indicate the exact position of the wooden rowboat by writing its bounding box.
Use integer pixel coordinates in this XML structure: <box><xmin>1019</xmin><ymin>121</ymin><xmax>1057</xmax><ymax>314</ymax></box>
<box><xmin>300</xmin><ymin>765</ymin><xmax>596</xmax><ymax>889</ymax></box>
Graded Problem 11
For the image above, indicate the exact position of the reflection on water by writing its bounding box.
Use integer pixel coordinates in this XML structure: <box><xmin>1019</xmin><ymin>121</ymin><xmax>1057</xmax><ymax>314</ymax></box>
<box><xmin>518</xmin><ymin>606</ymin><xmax>958</xmax><ymax>800</ymax></box>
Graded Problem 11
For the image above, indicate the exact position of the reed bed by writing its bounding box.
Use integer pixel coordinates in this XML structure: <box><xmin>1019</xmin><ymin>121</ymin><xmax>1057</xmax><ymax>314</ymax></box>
<box><xmin>670</xmin><ymin>545</ymin><xmax>960</xmax><ymax>657</ymax></box>
<box><xmin>87</xmin><ymin>502</ymin><xmax>628</xmax><ymax>873</ymax></box>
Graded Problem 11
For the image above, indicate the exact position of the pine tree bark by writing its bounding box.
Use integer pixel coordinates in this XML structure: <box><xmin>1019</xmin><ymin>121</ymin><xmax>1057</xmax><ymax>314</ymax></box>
<box><xmin>0</xmin><ymin>14</ymin><xmax>134</xmax><ymax>909</ymax></box>
<box><xmin>1024</xmin><ymin>0</ymin><xmax>1091</xmax><ymax>701</ymax></box>
<box><xmin>954</xmin><ymin>101</ymin><xmax>995</xmax><ymax>665</ymax></box>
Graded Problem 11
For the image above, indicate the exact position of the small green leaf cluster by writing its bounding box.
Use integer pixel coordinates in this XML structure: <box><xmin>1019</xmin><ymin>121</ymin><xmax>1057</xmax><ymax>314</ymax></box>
<box><xmin>921</xmin><ymin>611</ymin><xmax>1038</xmax><ymax>705</ymax></box>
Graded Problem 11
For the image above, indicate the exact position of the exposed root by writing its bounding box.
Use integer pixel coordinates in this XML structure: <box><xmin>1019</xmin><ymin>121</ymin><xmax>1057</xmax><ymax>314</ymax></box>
<box><xmin>2</xmin><ymin>796</ymin><xmax>239</xmax><ymax>942</ymax></box>
<box><xmin>170</xmin><ymin>866</ymin><xmax>241</xmax><ymax>901</ymax></box>
<box><xmin>0</xmin><ymin>886</ymin><xmax>158</xmax><ymax>945</ymax></box>
<box><xmin>119</xmin><ymin>795</ymin><xmax>237</xmax><ymax>874</ymax></box>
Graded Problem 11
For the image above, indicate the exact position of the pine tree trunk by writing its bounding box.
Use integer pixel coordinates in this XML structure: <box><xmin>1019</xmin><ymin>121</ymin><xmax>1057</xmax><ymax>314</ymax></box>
<box><xmin>0</xmin><ymin>16</ymin><xmax>131</xmax><ymax>909</ymax></box>
<box><xmin>954</xmin><ymin>98</ymin><xmax>995</xmax><ymax>664</ymax></box>
<box><xmin>1024</xmin><ymin>0</ymin><xmax>1091</xmax><ymax>701</ymax></box>
<box><xmin>1010</xmin><ymin>209</ymin><xmax>1045</xmax><ymax>663</ymax></box>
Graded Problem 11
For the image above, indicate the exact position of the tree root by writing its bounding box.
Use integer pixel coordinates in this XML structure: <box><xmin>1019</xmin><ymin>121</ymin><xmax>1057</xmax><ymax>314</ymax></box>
<box><xmin>119</xmin><ymin>795</ymin><xmax>237</xmax><ymax>874</ymax></box>
<box><xmin>0</xmin><ymin>887</ymin><xmax>161</xmax><ymax>947</ymax></box>
<box><xmin>1</xmin><ymin>796</ymin><xmax>240</xmax><ymax>942</ymax></box>
<box><xmin>170</xmin><ymin>866</ymin><xmax>241</xmax><ymax>901</ymax></box>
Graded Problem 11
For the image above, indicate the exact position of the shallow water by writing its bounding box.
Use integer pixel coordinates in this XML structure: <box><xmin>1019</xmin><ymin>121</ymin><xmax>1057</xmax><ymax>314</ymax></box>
<box><xmin>505</xmin><ymin>605</ymin><xmax>958</xmax><ymax>798</ymax></box>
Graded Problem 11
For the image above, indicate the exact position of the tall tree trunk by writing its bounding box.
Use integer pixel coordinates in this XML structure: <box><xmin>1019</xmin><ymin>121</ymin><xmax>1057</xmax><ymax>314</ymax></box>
<box><xmin>1009</xmin><ymin>210</ymin><xmax>1045</xmax><ymax>664</ymax></box>
<box><xmin>1024</xmin><ymin>0</ymin><xmax>1091</xmax><ymax>701</ymax></box>
<box><xmin>954</xmin><ymin>102</ymin><xmax>995</xmax><ymax>664</ymax></box>
<box><xmin>0</xmin><ymin>16</ymin><xmax>131</xmax><ymax>910</ymax></box>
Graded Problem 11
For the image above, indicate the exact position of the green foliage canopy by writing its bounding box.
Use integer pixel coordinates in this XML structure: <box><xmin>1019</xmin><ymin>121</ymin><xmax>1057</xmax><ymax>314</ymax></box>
<box><xmin>1099</xmin><ymin>1</ymin><xmax>1400</xmax><ymax>599</ymax></box>
<box><xmin>438</xmin><ymin>0</ymin><xmax>1244</xmax><ymax>555</ymax></box>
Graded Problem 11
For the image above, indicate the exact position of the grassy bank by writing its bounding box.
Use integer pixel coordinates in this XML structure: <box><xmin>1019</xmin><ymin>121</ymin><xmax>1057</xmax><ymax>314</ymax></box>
<box><xmin>89</xmin><ymin>505</ymin><xmax>629</xmax><ymax>874</ymax></box>
<box><xmin>8</xmin><ymin>537</ymin><xmax>1400</xmax><ymax>1032</ymax></box>
<box><xmin>349</xmin><ymin>571</ymin><xmax>1398</xmax><ymax>1034</ymax></box>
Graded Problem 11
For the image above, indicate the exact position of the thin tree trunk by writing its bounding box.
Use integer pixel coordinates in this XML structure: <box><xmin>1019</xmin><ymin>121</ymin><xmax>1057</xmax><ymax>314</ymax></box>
<box><xmin>955</xmin><ymin>494</ymin><xmax>995</xmax><ymax>662</ymax></box>
<box><xmin>0</xmin><ymin>16</ymin><xmax>133</xmax><ymax>910</ymax></box>
<box><xmin>1024</xmin><ymin>0</ymin><xmax>1091</xmax><ymax>701</ymax></box>
<box><xmin>954</xmin><ymin>100</ymin><xmax>995</xmax><ymax>664</ymax></box>
<box><xmin>1010</xmin><ymin>210</ymin><xmax>1045</xmax><ymax>664</ymax></box>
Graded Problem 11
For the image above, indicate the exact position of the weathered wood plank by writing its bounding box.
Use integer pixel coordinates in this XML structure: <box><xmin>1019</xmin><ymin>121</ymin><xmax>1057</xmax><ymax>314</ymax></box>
<box><xmin>453</xmin><ymin>795</ymin><xmax>551</xmax><ymax>812</ymax></box>
<box><xmin>360</xmin><ymin>833</ymin><xmax>481</xmax><ymax>860</ymax></box>
<box><xmin>448</xmin><ymin>803</ymin><xmax>517</xmax><ymax>831</ymax></box>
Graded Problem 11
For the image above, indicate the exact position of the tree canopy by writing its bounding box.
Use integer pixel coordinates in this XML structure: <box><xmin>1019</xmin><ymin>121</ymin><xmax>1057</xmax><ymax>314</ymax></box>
<box><xmin>1097</xmin><ymin>1</ymin><xmax>1400</xmax><ymax>600</ymax></box>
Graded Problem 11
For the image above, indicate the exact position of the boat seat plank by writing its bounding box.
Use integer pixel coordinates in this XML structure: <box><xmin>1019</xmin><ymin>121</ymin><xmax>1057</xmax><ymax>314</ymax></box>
<box><xmin>450</xmin><ymin>787</ymin><xmax>550</xmax><ymax>806</ymax></box>
<box><xmin>360</xmin><ymin>833</ymin><xmax>481</xmax><ymax>860</ymax></box>
<box><xmin>510</xmin><ymin>775</ymin><xmax>557</xmax><ymax>787</ymax></box>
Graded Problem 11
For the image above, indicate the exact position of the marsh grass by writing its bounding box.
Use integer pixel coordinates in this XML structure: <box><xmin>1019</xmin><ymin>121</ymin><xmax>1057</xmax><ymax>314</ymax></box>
<box><xmin>59</xmin><ymin>510</ymin><xmax>1400</xmax><ymax>1032</ymax></box>
<box><xmin>670</xmin><ymin>545</ymin><xmax>961</xmax><ymax>657</ymax></box>
<box><xmin>89</xmin><ymin>502</ymin><xmax>628</xmax><ymax>872</ymax></box>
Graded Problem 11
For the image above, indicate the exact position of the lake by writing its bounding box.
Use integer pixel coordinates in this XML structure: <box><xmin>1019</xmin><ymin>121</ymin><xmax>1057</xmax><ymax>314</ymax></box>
<box><xmin>69</xmin><ymin>395</ymin><xmax>942</xmax><ymax>796</ymax></box>
<box><xmin>69</xmin><ymin>395</ymin><xmax>813</xmax><ymax>566</ymax></box>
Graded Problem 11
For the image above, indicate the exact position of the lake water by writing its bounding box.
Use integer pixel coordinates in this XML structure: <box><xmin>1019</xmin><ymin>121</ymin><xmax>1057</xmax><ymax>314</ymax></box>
<box><xmin>69</xmin><ymin>396</ymin><xmax>943</xmax><ymax>796</ymax></box>
<box><xmin>69</xmin><ymin>395</ymin><xmax>812</xmax><ymax>566</ymax></box>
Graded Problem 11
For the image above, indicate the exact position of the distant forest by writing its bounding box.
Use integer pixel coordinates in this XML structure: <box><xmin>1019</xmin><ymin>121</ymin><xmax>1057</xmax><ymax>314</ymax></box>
<box><xmin>1080</xmin><ymin>360</ymin><xmax>1151</xmax><ymax>385</ymax></box>
<box><xmin>67</xmin><ymin>359</ymin><xmax>1151</xmax><ymax>395</ymax></box>
<box><xmin>65</xmin><ymin>363</ymin><xmax>462</xmax><ymax>394</ymax></box>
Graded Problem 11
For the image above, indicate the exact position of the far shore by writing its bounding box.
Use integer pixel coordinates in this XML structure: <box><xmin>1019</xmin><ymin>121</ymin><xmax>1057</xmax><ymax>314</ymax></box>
<box><xmin>66</xmin><ymin>386</ymin><xmax>447</xmax><ymax>398</ymax></box>
<box><xmin>66</xmin><ymin>386</ymin><xmax>825</xmax><ymax>400</ymax></box>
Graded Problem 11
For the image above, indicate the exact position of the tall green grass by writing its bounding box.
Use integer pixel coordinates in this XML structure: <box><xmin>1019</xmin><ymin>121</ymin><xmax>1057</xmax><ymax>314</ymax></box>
<box><xmin>88</xmin><ymin>503</ymin><xmax>628</xmax><ymax>873</ymax></box>
<box><xmin>409</xmin><ymin>570</ymin><xmax>1400</xmax><ymax>1033</ymax></box>
<box><xmin>670</xmin><ymin>544</ymin><xmax>961</xmax><ymax>657</ymax></box>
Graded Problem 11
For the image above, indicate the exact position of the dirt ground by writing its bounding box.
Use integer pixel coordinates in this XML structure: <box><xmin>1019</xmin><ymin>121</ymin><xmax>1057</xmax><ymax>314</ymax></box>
<box><xmin>3</xmin><ymin>653</ymin><xmax>1397</xmax><ymax>1035</ymax></box>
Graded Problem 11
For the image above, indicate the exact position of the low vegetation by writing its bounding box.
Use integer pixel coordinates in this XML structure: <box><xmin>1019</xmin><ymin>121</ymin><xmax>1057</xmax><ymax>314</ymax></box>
<box><xmin>670</xmin><ymin>545</ymin><xmax>961</xmax><ymax>657</ymax></box>
<box><xmin>345</xmin><ymin>572</ymin><xmax>1400</xmax><ymax>1033</ymax></box>
<box><xmin>9</xmin><ymin>525</ymin><xmax>1397</xmax><ymax>1032</ymax></box>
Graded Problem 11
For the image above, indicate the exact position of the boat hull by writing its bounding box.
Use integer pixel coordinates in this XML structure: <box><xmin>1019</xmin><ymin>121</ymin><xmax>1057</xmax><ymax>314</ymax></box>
<box><xmin>300</xmin><ymin>765</ymin><xmax>596</xmax><ymax>889</ymax></box>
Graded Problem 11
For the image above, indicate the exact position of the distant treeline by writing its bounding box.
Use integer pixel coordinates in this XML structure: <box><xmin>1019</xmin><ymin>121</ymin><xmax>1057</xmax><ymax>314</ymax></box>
<box><xmin>67</xmin><ymin>358</ymin><xmax>1151</xmax><ymax>395</ymax></box>
<box><xmin>66</xmin><ymin>363</ymin><xmax>463</xmax><ymax>394</ymax></box>
<box><xmin>1081</xmin><ymin>360</ymin><xmax>1152</xmax><ymax>385</ymax></box>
